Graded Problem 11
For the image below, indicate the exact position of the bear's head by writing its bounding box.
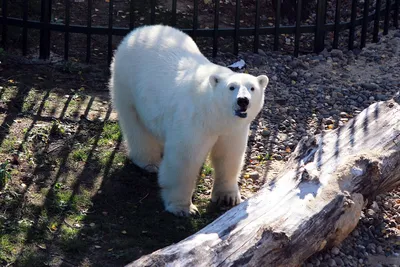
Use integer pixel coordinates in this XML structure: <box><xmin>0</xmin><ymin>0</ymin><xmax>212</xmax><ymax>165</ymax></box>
<box><xmin>209</xmin><ymin>72</ymin><xmax>269</xmax><ymax>121</ymax></box>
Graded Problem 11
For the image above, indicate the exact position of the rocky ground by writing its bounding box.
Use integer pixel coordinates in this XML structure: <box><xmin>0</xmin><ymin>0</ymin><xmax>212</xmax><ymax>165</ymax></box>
<box><xmin>0</xmin><ymin>26</ymin><xmax>399</xmax><ymax>266</ymax></box>
<box><xmin>211</xmin><ymin>29</ymin><xmax>399</xmax><ymax>266</ymax></box>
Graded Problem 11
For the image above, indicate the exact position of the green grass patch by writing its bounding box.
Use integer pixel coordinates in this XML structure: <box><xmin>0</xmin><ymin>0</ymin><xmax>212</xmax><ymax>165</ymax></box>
<box><xmin>99</xmin><ymin>122</ymin><xmax>121</xmax><ymax>146</ymax></box>
<box><xmin>257</xmin><ymin>153</ymin><xmax>271</xmax><ymax>163</ymax></box>
<box><xmin>99</xmin><ymin>151</ymin><xmax>126</xmax><ymax>167</ymax></box>
<box><xmin>59</xmin><ymin>225</ymin><xmax>85</xmax><ymax>252</ymax></box>
<box><xmin>201</xmin><ymin>163</ymin><xmax>214</xmax><ymax>176</ymax></box>
<box><xmin>0</xmin><ymin>85</ymin><xmax>18</xmax><ymax>103</ymax></box>
<box><xmin>12</xmin><ymin>246</ymin><xmax>47</xmax><ymax>267</ymax></box>
<box><xmin>72</xmin><ymin>189</ymin><xmax>93</xmax><ymax>211</ymax></box>
<box><xmin>1</xmin><ymin>136</ymin><xmax>18</xmax><ymax>153</ymax></box>
<box><xmin>0</xmin><ymin>219</ymin><xmax>32</xmax><ymax>264</ymax></box>
<box><xmin>53</xmin><ymin>190</ymin><xmax>72</xmax><ymax>212</ymax></box>
<box><xmin>21</xmin><ymin>89</ymin><xmax>43</xmax><ymax>113</ymax></box>
<box><xmin>49</xmin><ymin>185</ymin><xmax>93</xmax><ymax>215</ymax></box>
<box><xmin>0</xmin><ymin>235</ymin><xmax>16</xmax><ymax>262</ymax></box>
<box><xmin>50</xmin><ymin>120</ymin><xmax>66</xmax><ymax>136</ymax></box>
<box><xmin>67</xmin><ymin>213</ymin><xmax>86</xmax><ymax>223</ymax></box>
<box><xmin>0</xmin><ymin>161</ymin><xmax>12</xmax><ymax>189</ymax></box>
<box><xmin>71</xmin><ymin>146</ymin><xmax>91</xmax><ymax>162</ymax></box>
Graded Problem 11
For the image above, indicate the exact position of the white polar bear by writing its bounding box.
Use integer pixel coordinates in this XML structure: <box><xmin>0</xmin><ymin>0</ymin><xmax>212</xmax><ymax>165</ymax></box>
<box><xmin>109</xmin><ymin>24</ymin><xmax>269</xmax><ymax>216</ymax></box>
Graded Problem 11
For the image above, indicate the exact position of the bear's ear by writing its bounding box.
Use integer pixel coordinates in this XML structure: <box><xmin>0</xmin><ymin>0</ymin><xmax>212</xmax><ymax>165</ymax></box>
<box><xmin>209</xmin><ymin>74</ymin><xmax>221</xmax><ymax>87</ymax></box>
<box><xmin>257</xmin><ymin>75</ymin><xmax>269</xmax><ymax>89</ymax></box>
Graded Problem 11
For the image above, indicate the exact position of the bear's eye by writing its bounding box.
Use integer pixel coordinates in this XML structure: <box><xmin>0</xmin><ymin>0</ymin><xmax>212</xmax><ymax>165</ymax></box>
<box><xmin>229</xmin><ymin>86</ymin><xmax>235</xmax><ymax>91</ymax></box>
<box><xmin>251</xmin><ymin>87</ymin><xmax>255</xmax><ymax>91</ymax></box>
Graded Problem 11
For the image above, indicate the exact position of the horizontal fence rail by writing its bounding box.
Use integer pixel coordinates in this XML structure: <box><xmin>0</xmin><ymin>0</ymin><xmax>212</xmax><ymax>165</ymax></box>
<box><xmin>0</xmin><ymin>0</ymin><xmax>399</xmax><ymax>65</ymax></box>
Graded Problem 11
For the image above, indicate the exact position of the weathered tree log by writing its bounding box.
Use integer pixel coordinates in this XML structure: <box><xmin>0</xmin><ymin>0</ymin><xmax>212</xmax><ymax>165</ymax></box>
<box><xmin>127</xmin><ymin>95</ymin><xmax>400</xmax><ymax>267</ymax></box>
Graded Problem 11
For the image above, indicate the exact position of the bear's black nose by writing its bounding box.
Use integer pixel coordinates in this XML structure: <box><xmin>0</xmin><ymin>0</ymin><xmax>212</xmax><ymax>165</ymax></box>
<box><xmin>237</xmin><ymin>97</ymin><xmax>249</xmax><ymax>109</ymax></box>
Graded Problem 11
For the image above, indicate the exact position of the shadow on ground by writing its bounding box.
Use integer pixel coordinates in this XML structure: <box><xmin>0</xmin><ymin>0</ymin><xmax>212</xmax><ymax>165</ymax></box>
<box><xmin>0</xmin><ymin>58</ymin><xmax>240</xmax><ymax>267</ymax></box>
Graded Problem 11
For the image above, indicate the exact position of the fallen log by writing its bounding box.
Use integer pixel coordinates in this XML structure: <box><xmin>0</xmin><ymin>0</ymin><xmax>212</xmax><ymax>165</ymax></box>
<box><xmin>127</xmin><ymin>95</ymin><xmax>400</xmax><ymax>267</ymax></box>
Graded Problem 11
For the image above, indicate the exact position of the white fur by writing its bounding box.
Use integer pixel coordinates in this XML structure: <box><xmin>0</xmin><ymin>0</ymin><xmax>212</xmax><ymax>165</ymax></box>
<box><xmin>109</xmin><ymin>24</ymin><xmax>269</xmax><ymax>216</ymax></box>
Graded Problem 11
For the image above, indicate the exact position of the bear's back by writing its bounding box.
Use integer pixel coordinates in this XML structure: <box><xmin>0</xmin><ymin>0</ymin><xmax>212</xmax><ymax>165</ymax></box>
<box><xmin>110</xmin><ymin>25</ymin><xmax>219</xmax><ymax>141</ymax></box>
<box><xmin>118</xmin><ymin>25</ymin><xmax>209</xmax><ymax>67</ymax></box>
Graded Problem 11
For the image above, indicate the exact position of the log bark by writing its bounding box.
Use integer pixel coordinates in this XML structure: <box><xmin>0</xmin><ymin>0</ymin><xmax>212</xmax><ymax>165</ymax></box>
<box><xmin>126</xmin><ymin>95</ymin><xmax>400</xmax><ymax>267</ymax></box>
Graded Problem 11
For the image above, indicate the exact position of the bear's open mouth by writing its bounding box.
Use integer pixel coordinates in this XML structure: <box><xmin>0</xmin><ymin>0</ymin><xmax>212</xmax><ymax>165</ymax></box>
<box><xmin>235</xmin><ymin>110</ymin><xmax>248</xmax><ymax>118</ymax></box>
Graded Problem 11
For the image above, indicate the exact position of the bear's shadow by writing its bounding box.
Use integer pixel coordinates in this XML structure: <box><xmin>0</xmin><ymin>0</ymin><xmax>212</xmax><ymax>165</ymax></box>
<box><xmin>79</xmin><ymin>157</ymin><xmax>248</xmax><ymax>265</ymax></box>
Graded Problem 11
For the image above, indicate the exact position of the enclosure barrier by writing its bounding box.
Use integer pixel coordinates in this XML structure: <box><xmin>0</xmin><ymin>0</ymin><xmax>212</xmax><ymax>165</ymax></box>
<box><xmin>0</xmin><ymin>0</ymin><xmax>399</xmax><ymax>65</ymax></box>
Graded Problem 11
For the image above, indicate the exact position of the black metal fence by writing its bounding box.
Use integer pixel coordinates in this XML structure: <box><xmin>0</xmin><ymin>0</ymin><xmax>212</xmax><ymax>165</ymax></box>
<box><xmin>0</xmin><ymin>0</ymin><xmax>399</xmax><ymax>65</ymax></box>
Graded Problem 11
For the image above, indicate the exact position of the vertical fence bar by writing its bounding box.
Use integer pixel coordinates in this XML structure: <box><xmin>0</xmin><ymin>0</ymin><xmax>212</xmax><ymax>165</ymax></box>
<box><xmin>360</xmin><ymin>0</ymin><xmax>370</xmax><ymax>48</ymax></box>
<box><xmin>253</xmin><ymin>0</ymin><xmax>260</xmax><ymax>53</ymax></box>
<box><xmin>107</xmin><ymin>0</ymin><xmax>114</xmax><ymax>65</ymax></box>
<box><xmin>234</xmin><ymin>0</ymin><xmax>240</xmax><ymax>55</ymax></box>
<box><xmin>130</xmin><ymin>0</ymin><xmax>135</xmax><ymax>29</ymax></box>
<box><xmin>394</xmin><ymin>0</ymin><xmax>399</xmax><ymax>28</ymax></box>
<box><xmin>294</xmin><ymin>0</ymin><xmax>302</xmax><ymax>56</ymax></box>
<box><xmin>348</xmin><ymin>0</ymin><xmax>357</xmax><ymax>50</ymax></box>
<box><xmin>373</xmin><ymin>0</ymin><xmax>382</xmax><ymax>42</ymax></box>
<box><xmin>1</xmin><ymin>0</ymin><xmax>7</xmax><ymax>49</ymax></box>
<box><xmin>39</xmin><ymin>0</ymin><xmax>52</xmax><ymax>59</ymax></box>
<box><xmin>213</xmin><ymin>0</ymin><xmax>220</xmax><ymax>57</ymax></box>
<box><xmin>22</xmin><ymin>0</ymin><xmax>28</xmax><ymax>55</ymax></box>
<box><xmin>64</xmin><ymin>0</ymin><xmax>71</xmax><ymax>60</ymax></box>
<box><xmin>315</xmin><ymin>0</ymin><xmax>327</xmax><ymax>53</ymax></box>
<box><xmin>193</xmin><ymin>0</ymin><xmax>199</xmax><ymax>41</ymax></box>
<box><xmin>172</xmin><ymin>0</ymin><xmax>177</xmax><ymax>26</ymax></box>
<box><xmin>383</xmin><ymin>0</ymin><xmax>391</xmax><ymax>34</ymax></box>
<box><xmin>86</xmin><ymin>0</ymin><xmax>92</xmax><ymax>63</ymax></box>
<box><xmin>274</xmin><ymin>0</ymin><xmax>281</xmax><ymax>51</ymax></box>
<box><xmin>333</xmin><ymin>0</ymin><xmax>341</xmax><ymax>48</ymax></box>
<box><xmin>150</xmin><ymin>0</ymin><xmax>156</xmax><ymax>24</ymax></box>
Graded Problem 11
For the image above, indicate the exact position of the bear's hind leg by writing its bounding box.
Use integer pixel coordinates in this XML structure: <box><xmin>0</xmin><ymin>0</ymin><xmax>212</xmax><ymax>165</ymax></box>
<box><xmin>210</xmin><ymin>132</ymin><xmax>249</xmax><ymax>206</ymax></box>
<box><xmin>118</xmin><ymin>105</ymin><xmax>162</xmax><ymax>173</ymax></box>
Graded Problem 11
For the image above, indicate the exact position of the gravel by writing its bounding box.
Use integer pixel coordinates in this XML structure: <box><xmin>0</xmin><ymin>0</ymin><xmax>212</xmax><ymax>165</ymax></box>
<box><xmin>212</xmin><ymin>29</ymin><xmax>400</xmax><ymax>266</ymax></box>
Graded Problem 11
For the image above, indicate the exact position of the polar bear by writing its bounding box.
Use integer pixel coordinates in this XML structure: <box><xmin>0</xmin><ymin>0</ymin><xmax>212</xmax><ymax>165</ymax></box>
<box><xmin>109</xmin><ymin>25</ymin><xmax>269</xmax><ymax>216</ymax></box>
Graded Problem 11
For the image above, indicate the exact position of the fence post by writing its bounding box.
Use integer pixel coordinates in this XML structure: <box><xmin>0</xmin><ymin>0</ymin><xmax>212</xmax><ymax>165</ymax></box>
<box><xmin>360</xmin><ymin>0</ymin><xmax>370</xmax><ymax>48</ymax></box>
<box><xmin>1</xmin><ymin>0</ymin><xmax>8</xmax><ymax>49</ymax></box>
<box><xmin>171</xmin><ymin>0</ymin><xmax>177</xmax><ymax>26</ymax></box>
<box><xmin>107</xmin><ymin>0</ymin><xmax>114</xmax><ymax>66</ymax></box>
<box><xmin>22</xmin><ymin>0</ymin><xmax>28</xmax><ymax>55</ymax></box>
<box><xmin>333</xmin><ymin>0</ymin><xmax>341</xmax><ymax>49</ymax></box>
<box><xmin>253</xmin><ymin>0</ymin><xmax>260</xmax><ymax>53</ymax></box>
<box><xmin>348</xmin><ymin>0</ymin><xmax>357</xmax><ymax>50</ymax></box>
<box><xmin>273</xmin><ymin>0</ymin><xmax>281</xmax><ymax>51</ymax></box>
<box><xmin>87</xmin><ymin>0</ymin><xmax>93</xmax><ymax>63</ymax></box>
<box><xmin>394</xmin><ymin>0</ymin><xmax>399</xmax><ymax>28</ymax></box>
<box><xmin>314</xmin><ymin>0</ymin><xmax>327</xmax><ymax>53</ymax></box>
<box><xmin>234</xmin><ymin>0</ymin><xmax>241</xmax><ymax>55</ymax></box>
<box><xmin>212</xmin><ymin>0</ymin><xmax>220</xmax><ymax>57</ymax></box>
<box><xmin>373</xmin><ymin>0</ymin><xmax>382</xmax><ymax>42</ymax></box>
<box><xmin>193</xmin><ymin>0</ymin><xmax>199</xmax><ymax>41</ymax></box>
<box><xmin>294</xmin><ymin>0</ymin><xmax>303</xmax><ymax>56</ymax></box>
<box><xmin>383</xmin><ymin>0</ymin><xmax>392</xmax><ymax>34</ymax></box>
<box><xmin>39</xmin><ymin>0</ymin><xmax>52</xmax><ymax>60</ymax></box>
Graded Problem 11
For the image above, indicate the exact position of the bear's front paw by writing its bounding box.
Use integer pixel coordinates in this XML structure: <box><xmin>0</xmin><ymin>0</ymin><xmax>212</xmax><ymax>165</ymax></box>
<box><xmin>211</xmin><ymin>189</ymin><xmax>241</xmax><ymax>206</ymax></box>
<box><xmin>165</xmin><ymin>203</ymin><xmax>199</xmax><ymax>217</ymax></box>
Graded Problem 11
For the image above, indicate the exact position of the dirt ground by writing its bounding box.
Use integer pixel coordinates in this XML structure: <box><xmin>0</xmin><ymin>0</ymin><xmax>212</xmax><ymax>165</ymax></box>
<box><xmin>0</xmin><ymin>51</ymin><xmax>288</xmax><ymax>266</ymax></box>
